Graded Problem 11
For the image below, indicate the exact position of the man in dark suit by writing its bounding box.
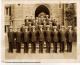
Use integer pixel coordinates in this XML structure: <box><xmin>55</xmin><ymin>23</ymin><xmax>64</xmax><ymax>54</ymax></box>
<box><xmin>49</xmin><ymin>22</ymin><xmax>53</xmax><ymax>43</ymax></box>
<box><xmin>24</xmin><ymin>16</ymin><xmax>28</xmax><ymax>26</ymax></box>
<box><xmin>29</xmin><ymin>16</ymin><xmax>33</xmax><ymax>23</ymax></box>
<box><xmin>66</xmin><ymin>26</ymin><xmax>73</xmax><ymax>52</ymax></box>
<box><xmin>24</xmin><ymin>26</ymin><xmax>29</xmax><ymax>53</ymax></box>
<box><xmin>28</xmin><ymin>22</ymin><xmax>32</xmax><ymax>43</ymax></box>
<box><xmin>43</xmin><ymin>20</ymin><xmax>46</xmax><ymax>42</ymax></box>
<box><xmin>40</xmin><ymin>16</ymin><xmax>44</xmax><ymax>25</ymax></box>
<box><xmin>21</xmin><ymin>24</ymin><xmax>25</xmax><ymax>32</ymax></box>
<box><xmin>39</xmin><ymin>25</ymin><xmax>44</xmax><ymax>53</ymax></box>
<box><xmin>20</xmin><ymin>24</ymin><xmax>25</xmax><ymax>43</ymax></box>
<box><xmin>28</xmin><ymin>22</ymin><xmax>32</xmax><ymax>31</ymax></box>
<box><xmin>46</xmin><ymin>15</ymin><xmax>49</xmax><ymax>25</ymax></box>
<box><xmin>38</xmin><ymin>17</ymin><xmax>42</xmax><ymax>25</ymax></box>
<box><xmin>35</xmin><ymin>17</ymin><xmax>39</xmax><ymax>21</ymax></box>
<box><xmin>59</xmin><ymin>26</ymin><xmax>66</xmax><ymax>53</ymax></box>
<box><xmin>35</xmin><ymin>17</ymin><xmax>39</xmax><ymax>26</ymax></box>
<box><xmin>32</xmin><ymin>19</ymin><xmax>35</xmax><ymax>26</ymax></box>
<box><xmin>52</xmin><ymin>19</ymin><xmax>56</xmax><ymax>26</ymax></box>
<box><xmin>45</xmin><ymin>25</ymin><xmax>51</xmax><ymax>53</ymax></box>
<box><xmin>49</xmin><ymin>22</ymin><xmax>52</xmax><ymax>30</ymax></box>
<box><xmin>35</xmin><ymin>20</ymin><xmax>39</xmax><ymax>45</ymax></box>
<box><xmin>52</xmin><ymin>26</ymin><xmax>58</xmax><ymax>53</ymax></box>
<box><xmin>16</xmin><ymin>28</ymin><xmax>22</xmax><ymax>53</ymax></box>
<box><xmin>8</xmin><ymin>27</ymin><xmax>14</xmax><ymax>53</ymax></box>
<box><xmin>31</xmin><ymin>26</ymin><xmax>37</xmax><ymax>53</ymax></box>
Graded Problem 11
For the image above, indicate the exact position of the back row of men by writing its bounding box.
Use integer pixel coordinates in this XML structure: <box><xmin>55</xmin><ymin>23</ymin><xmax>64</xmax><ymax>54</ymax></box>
<box><xmin>8</xmin><ymin>25</ymin><xmax>76</xmax><ymax>53</ymax></box>
<box><xmin>24</xmin><ymin>15</ymin><xmax>58</xmax><ymax>26</ymax></box>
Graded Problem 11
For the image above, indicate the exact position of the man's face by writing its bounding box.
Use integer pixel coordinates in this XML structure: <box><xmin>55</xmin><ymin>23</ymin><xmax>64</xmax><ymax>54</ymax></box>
<box><xmin>14</xmin><ymin>28</ymin><xmax>17</xmax><ymax>32</ymax></box>
<box><xmin>49</xmin><ymin>22</ymin><xmax>52</xmax><ymax>25</ymax></box>
<box><xmin>25</xmin><ymin>29</ymin><xmax>28</xmax><ymax>32</ymax></box>
<box><xmin>46</xmin><ymin>16</ymin><xmax>48</xmax><ymax>19</ymax></box>
<box><xmin>32</xmin><ymin>26</ymin><xmax>35</xmax><ymax>30</ymax></box>
<box><xmin>26</xmin><ymin>16</ymin><xmax>28</xmax><ymax>19</ymax></box>
<box><xmin>61</xmin><ymin>27</ymin><xmax>65</xmax><ymax>31</ymax></box>
<box><xmin>40</xmin><ymin>28</ymin><xmax>42</xmax><ymax>31</ymax></box>
<box><xmin>29</xmin><ymin>23</ymin><xmax>31</xmax><ymax>26</ymax></box>
<box><xmin>36</xmin><ymin>17</ymin><xmax>38</xmax><ymax>20</ymax></box>
<box><xmin>69</xmin><ymin>27</ymin><xmax>72</xmax><ymax>30</ymax></box>
<box><xmin>54</xmin><ymin>28</ymin><xmax>57</xmax><ymax>31</ymax></box>
<box><xmin>47</xmin><ymin>27</ymin><xmax>49</xmax><ymax>30</ymax></box>
<box><xmin>10</xmin><ymin>29</ymin><xmax>13</xmax><ymax>32</ymax></box>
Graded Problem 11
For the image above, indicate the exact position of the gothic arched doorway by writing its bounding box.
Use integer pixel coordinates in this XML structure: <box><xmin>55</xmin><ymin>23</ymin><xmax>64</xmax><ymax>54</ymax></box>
<box><xmin>35</xmin><ymin>5</ymin><xmax>50</xmax><ymax>18</ymax></box>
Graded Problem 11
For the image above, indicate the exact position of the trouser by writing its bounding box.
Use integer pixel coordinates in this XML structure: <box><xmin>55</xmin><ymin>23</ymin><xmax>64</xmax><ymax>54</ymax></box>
<box><xmin>24</xmin><ymin>42</ymin><xmax>29</xmax><ymax>53</ymax></box>
<box><xmin>60</xmin><ymin>41</ymin><xmax>65</xmax><ymax>52</ymax></box>
<box><xmin>31</xmin><ymin>42</ymin><xmax>36</xmax><ymax>53</ymax></box>
<box><xmin>46</xmin><ymin>41</ymin><xmax>51</xmax><ymax>53</ymax></box>
<box><xmin>29</xmin><ymin>32</ymin><xmax>31</xmax><ymax>43</ymax></box>
<box><xmin>9</xmin><ymin>42</ymin><xmax>14</xmax><ymax>53</ymax></box>
<box><xmin>67</xmin><ymin>42</ymin><xmax>72</xmax><ymax>52</ymax></box>
<box><xmin>53</xmin><ymin>42</ymin><xmax>57</xmax><ymax>53</ymax></box>
<box><xmin>39</xmin><ymin>41</ymin><xmax>44</xmax><ymax>53</ymax></box>
<box><xmin>16</xmin><ymin>42</ymin><xmax>21</xmax><ymax>53</ymax></box>
<box><xmin>21</xmin><ymin>32</ymin><xmax>24</xmax><ymax>43</ymax></box>
<box><xmin>37</xmin><ymin>37</ymin><xmax>39</xmax><ymax>44</ymax></box>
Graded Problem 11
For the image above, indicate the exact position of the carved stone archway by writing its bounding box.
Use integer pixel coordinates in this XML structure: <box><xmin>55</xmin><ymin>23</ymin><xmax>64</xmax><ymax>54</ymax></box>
<box><xmin>35</xmin><ymin>5</ymin><xmax>50</xmax><ymax>18</ymax></box>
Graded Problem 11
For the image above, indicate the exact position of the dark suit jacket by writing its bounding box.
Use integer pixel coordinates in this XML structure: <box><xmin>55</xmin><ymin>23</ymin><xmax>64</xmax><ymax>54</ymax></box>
<box><xmin>28</xmin><ymin>26</ymin><xmax>32</xmax><ymax>31</ymax></box>
<box><xmin>31</xmin><ymin>31</ymin><xmax>37</xmax><ymax>42</ymax></box>
<box><xmin>24</xmin><ymin>31</ymin><xmax>29</xmax><ymax>42</ymax></box>
<box><xmin>59</xmin><ymin>30</ymin><xmax>66</xmax><ymax>42</ymax></box>
<box><xmin>39</xmin><ymin>30</ymin><xmax>44</xmax><ymax>41</ymax></box>
<box><xmin>45</xmin><ymin>30</ymin><xmax>51</xmax><ymax>42</ymax></box>
<box><xmin>66</xmin><ymin>30</ymin><xmax>73</xmax><ymax>42</ymax></box>
<box><xmin>16</xmin><ymin>32</ymin><xmax>22</xmax><ymax>42</ymax></box>
<box><xmin>52</xmin><ymin>30</ymin><xmax>58</xmax><ymax>42</ymax></box>
<box><xmin>8</xmin><ymin>32</ymin><xmax>14</xmax><ymax>42</ymax></box>
<box><xmin>36</xmin><ymin>30</ymin><xmax>39</xmax><ymax>41</ymax></box>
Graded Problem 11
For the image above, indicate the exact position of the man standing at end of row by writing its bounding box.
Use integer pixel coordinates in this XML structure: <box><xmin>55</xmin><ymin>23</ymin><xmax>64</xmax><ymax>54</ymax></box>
<box><xmin>8</xmin><ymin>27</ymin><xmax>14</xmax><ymax>53</ymax></box>
<box><xmin>66</xmin><ymin>26</ymin><xmax>73</xmax><ymax>52</ymax></box>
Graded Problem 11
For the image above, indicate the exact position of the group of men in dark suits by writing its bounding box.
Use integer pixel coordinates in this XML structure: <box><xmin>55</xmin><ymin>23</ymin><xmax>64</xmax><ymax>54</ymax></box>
<box><xmin>8</xmin><ymin>15</ymin><xmax>76</xmax><ymax>53</ymax></box>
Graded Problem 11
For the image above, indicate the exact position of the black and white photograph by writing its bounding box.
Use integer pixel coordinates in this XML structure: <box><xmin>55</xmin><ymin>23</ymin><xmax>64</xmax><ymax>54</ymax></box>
<box><xmin>1</xmin><ymin>0</ymin><xmax>79</xmax><ymax>63</ymax></box>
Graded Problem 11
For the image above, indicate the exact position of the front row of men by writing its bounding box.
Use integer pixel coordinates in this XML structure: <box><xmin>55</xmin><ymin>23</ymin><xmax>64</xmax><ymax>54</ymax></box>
<box><xmin>8</xmin><ymin>25</ymin><xmax>74</xmax><ymax>53</ymax></box>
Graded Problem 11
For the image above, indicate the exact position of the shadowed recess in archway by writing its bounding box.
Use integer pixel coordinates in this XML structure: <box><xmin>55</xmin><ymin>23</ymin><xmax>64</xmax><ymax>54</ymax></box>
<box><xmin>35</xmin><ymin>5</ymin><xmax>50</xmax><ymax>18</ymax></box>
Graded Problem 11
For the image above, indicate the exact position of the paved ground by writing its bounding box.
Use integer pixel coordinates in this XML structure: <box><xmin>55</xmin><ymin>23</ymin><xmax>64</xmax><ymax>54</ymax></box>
<box><xmin>3</xmin><ymin>33</ymin><xmax>77</xmax><ymax>62</ymax></box>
